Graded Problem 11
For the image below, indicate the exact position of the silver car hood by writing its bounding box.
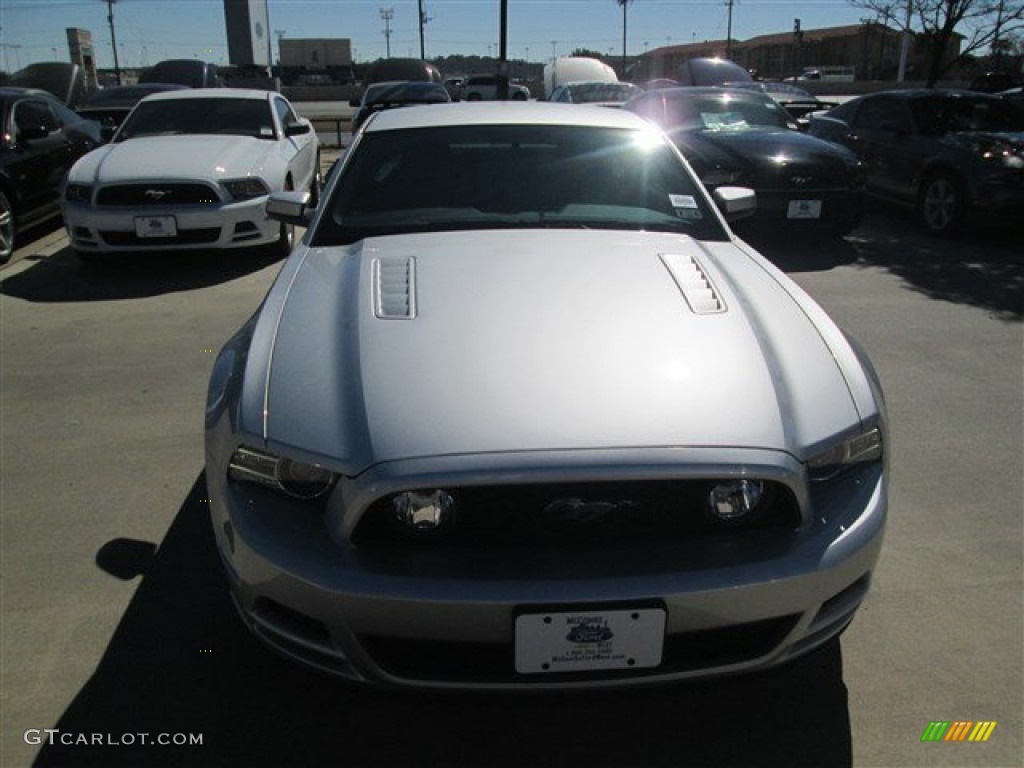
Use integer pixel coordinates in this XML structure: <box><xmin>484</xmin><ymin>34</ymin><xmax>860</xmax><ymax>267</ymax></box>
<box><xmin>251</xmin><ymin>229</ymin><xmax>867</xmax><ymax>475</ymax></box>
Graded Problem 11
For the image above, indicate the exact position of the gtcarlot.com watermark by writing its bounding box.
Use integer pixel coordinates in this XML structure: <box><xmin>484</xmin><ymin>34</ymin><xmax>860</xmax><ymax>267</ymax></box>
<box><xmin>24</xmin><ymin>730</ymin><xmax>203</xmax><ymax>747</ymax></box>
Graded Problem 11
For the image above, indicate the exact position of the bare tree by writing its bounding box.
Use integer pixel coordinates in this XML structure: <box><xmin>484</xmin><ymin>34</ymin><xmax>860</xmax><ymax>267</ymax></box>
<box><xmin>850</xmin><ymin>0</ymin><xmax>1024</xmax><ymax>85</ymax></box>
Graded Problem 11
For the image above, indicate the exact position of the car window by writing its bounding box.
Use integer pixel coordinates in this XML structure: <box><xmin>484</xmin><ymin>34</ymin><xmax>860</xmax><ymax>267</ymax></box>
<box><xmin>14</xmin><ymin>100</ymin><xmax>58</xmax><ymax>137</ymax></box>
<box><xmin>852</xmin><ymin>97</ymin><xmax>911</xmax><ymax>132</ymax></box>
<box><xmin>314</xmin><ymin>124</ymin><xmax>729</xmax><ymax>245</ymax></box>
<box><xmin>569</xmin><ymin>83</ymin><xmax>642</xmax><ymax>104</ymax></box>
<box><xmin>116</xmin><ymin>97</ymin><xmax>276</xmax><ymax>140</ymax></box>
<box><xmin>273</xmin><ymin>97</ymin><xmax>296</xmax><ymax>131</ymax></box>
<box><xmin>909</xmin><ymin>96</ymin><xmax>1024</xmax><ymax>135</ymax></box>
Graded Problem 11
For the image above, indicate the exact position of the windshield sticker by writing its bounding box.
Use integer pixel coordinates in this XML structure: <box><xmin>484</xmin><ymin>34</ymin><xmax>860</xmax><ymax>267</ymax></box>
<box><xmin>701</xmin><ymin>112</ymin><xmax>749</xmax><ymax>131</ymax></box>
<box><xmin>260</xmin><ymin>127</ymin><xmax>274</xmax><ymax>137</ymax></box>
<box><xmin>669</xmin><ymin>194</ymin><xmax>697</xmax><ymax>209</ymax></box>
<box><xmin>674</xmin><ymin>208</ymin><xmax>703</xmax><ymax>220</ymax></box>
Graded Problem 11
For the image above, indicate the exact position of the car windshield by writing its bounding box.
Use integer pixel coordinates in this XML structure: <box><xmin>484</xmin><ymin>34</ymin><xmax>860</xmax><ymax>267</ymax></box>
<box><xmin>569</xmin><ymin>82</ymin><xmax>642</xmax><ymax>103</ymax></box>
<box><xmin>909</xmin><ymin>96</ymin><xmax>1024</xmax><ymax>135</ymax></box>
<box><xmin>669</xmin><ymin>93</ymin><xmax>790</xmax><ymax>132</ymax></box>
<box><xmin>365</xmin><ymin>82</ymin><xmax>448</xmax><ymax>105</ymax></box>
<box><xmin>314</xmin><ymin>124</ymin><xmax>728</xmax><ymax>245</ymax></box>
<box><xmin>726</xmin><ymin>81</ymin><xmax>816</xmax><ymax>100</ymax></box>
<box><xmin>115</xmin><ymin>97</ymin><xmax>275</xmax><ymax>140</ymax></box>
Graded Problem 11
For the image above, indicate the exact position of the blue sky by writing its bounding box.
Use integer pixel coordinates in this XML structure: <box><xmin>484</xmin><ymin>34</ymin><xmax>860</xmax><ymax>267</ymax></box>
<box><xmin>3</xmin><ymin>0</ymin><xmax>885</xmax><ymax>70</ymax></box>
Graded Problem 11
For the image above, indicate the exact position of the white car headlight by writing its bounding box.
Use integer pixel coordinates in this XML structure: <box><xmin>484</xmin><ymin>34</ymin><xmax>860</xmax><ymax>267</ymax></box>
<box><xmin>228</xmin><ymin>446</ymin><xmax>336</xmax><ymax>500</ymax></box>
<box><xmin>64</xmin><ymin>183</ymin><xmax>93</xmax><ymax>204</ymax></box>
<box><xmin>808</xmin><ymin>427</ymin><xmax>883</xmax><ymax>481</ymax></box>
<box><xmin>223</xmin><ymin>178</ymin><xmax>270</xmax><ymax>201</ymax></box>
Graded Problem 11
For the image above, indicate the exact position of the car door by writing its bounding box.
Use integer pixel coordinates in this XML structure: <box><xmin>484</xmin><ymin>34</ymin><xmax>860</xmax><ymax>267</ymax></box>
<box><xmin>273</xmin><ymin>96</ymin><xmax>316</xmax><ymax>193</ymax></box>
<box><xmin>844</xmin><ymin>95</ymin><xmax>918</xmax><ymax>202</ymax></box>
<box><xmin>8</xmin><ymin>98</ymin><xmax>73</xmax><ymax>223</ymax></box>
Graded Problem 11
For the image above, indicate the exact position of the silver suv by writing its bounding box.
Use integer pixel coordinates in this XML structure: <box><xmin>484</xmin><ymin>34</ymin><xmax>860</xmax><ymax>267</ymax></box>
<box><xmin>461</xmin><ymin>75</ymin><xmax>530</xmax><ymax>101</ymax></box>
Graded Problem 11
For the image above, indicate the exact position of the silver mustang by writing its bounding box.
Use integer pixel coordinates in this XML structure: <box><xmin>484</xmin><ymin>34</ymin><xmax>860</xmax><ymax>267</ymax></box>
<box><xmin>205</xmin><ymin>102</ymin><xmax>887</xmax><ymax>689</ymax></box>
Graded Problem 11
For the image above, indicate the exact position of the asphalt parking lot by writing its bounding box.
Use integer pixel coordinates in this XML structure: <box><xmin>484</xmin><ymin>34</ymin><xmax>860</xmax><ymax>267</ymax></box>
<box><xmin>1</xmin><ymin>158</ymin><xmax>1021</xmax><ymax>766</ymax></box>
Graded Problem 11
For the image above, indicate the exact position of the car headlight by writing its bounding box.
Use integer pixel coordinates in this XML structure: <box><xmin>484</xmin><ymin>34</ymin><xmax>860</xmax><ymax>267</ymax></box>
<box><xmin>228</xmin><ymin>446</ymin><xmax>337</xmax><ymax>500</ymax></box>
<box><xmin>223</xmin><ymin>178</ymin><xmax>270</xmax><ymax>201</ymax></box>
<box><xmin>808</xmin><ymin>427</ymin><xmax>883</xmax><ymax>481</ymax></box>
<box><xmin>65</xmin><ymin>183</ymin><xmax>93</xmax><ymax>204</ymax></box>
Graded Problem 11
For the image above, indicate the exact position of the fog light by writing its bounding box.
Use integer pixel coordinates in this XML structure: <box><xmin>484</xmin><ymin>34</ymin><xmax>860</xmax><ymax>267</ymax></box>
<box><xmin>708</xmin><ymin>479</ymin><xmax>764</xmax><ymax>521</ymax></box>
<box><xmin>393</xmin><ymin>490</ymin><xmax>455</xmax><ymax>533</ymax></box>
<box><xmin>277</xmin><ymin>459</ymin><xmax>335</xmax><ymax>499</ymax></box>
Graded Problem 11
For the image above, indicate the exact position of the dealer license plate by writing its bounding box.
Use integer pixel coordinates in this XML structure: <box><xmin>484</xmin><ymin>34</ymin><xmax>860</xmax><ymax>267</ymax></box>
<box><xmin>134</xmin><ymin>215</ymin><xmax>177</xmax><ymax>238</ymax></box>
<box><xmin>515</xmin><ymin>608</ymin><xmax>666</xmax><ymax>674</ymax></box>
<box><xmin>787</xmin><ymin>200</ymin><xmax>822</xmax><ymax>219</ymax></box>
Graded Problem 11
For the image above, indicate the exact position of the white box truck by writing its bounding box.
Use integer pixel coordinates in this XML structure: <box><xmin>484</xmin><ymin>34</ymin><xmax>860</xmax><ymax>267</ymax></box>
<box><xmin>543</xmin><ymin>57</ymin><xmax>617</xmax><ymax>99</ymax></box>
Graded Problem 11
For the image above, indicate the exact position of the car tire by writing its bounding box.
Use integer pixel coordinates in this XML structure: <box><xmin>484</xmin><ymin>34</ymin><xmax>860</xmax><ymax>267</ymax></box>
<box><xmin>309</xmin><ymin>151</ymin><xmax>322</xmax><ymax>209</ymax></box>
<box><xmin>273</xmin><ymin>178</ymin><xmax>296</xmax><ymax>258</ymax></box>
<box><xmin>0</xmin><ymin>189</ymin><xmax>15</xmax><ymax>265</ymax></box>
<box><xmin>512</xmin><ymin>91</ymin><xmax>527</xmax><ymax>101</ymax></box>
<box><xmin>919</xmin><ymin>171</ymin><xmax>964</xmax><ymax>234</ymax></box>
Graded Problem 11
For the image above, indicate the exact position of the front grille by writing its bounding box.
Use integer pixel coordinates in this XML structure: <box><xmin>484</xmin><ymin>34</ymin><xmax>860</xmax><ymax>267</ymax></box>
<box><xmin>97</xmin><ymin>183</ymin><xmax>220</xmax><ymax>207</ymax></box>
<box><xmin>353</xmin><ymin>480</ymin><xmax>801</xmax><ymax>548</ymax></box>
<box><xmin>360</xmin><ymin>615</ymin><xmax>799</xmax><ymax>683</ymax></box>
<box><xmin>99</xmin><ymin>228</ymin><xmax>221</xmax><ymax>246</ymax></box>
<box><xmin>777</xmin><ymin>162</ymin><xmax>849</xmax><ymax>190</ymax></box>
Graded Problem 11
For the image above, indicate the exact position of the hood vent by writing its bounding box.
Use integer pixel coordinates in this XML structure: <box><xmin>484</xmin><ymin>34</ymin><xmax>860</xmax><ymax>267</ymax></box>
<box><xmin>660</xmin><ymin>253</ymin><xmax>725</xmax><ymax>314</ymax></box>
<box><xmin>373</xmin><ymin>257</ymin><xmax>417</xmax><ymax>319</ymax></box>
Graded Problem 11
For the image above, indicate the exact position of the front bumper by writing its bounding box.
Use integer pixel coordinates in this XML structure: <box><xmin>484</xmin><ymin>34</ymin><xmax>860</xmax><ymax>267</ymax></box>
<box><xmin>63</xmin><ymin>197</ymin><xmax>280</xmax><ymax>253</ymax></box>
<box><xmin>206</xmin><ymin>445</ymin><xmax>887</xmax><ymax>690</ymax></box>
<box><xmin>741</xmin><ymin>188</ymin><xmax>865</xmax><ymax>232</ymax></box>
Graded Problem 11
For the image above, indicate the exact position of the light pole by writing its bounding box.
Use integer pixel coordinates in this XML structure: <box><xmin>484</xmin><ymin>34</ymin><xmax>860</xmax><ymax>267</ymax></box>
<box><xmin>105</xmin><ymin>0</ymin><xmax>122</xmax><ymax>84</ymax></box>
<box><xmin>380</xmin><ymin>8</ymin><xmax>394</xmax><ymax>59</ymax></box>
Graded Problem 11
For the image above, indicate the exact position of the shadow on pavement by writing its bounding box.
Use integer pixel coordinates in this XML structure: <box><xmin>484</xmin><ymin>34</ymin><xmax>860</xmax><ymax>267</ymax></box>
<box><xmin>34</xmin><ymin>473</ymin><xmax>853</xmax><ymax>768</ymax></box>
<box><xmin>747</xmin><ymin>206</ymin><xmax>1023</xmax><ymax>320</ymax></box>
<box><xmin>1</xmin><ymin>247</ymin><xmax>284</xmax><ymax>303</ymax></box>
<box><xmin>847</xmin><ymin>207</ymin><xmax>1023</xmax><ymax>321</ymax></box>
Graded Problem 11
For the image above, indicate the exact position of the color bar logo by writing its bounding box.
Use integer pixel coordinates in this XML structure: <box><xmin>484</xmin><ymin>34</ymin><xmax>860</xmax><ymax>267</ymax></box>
<box><xmin>921</xmin><ymin>721</ymin><xmax>997</xmax><ymax>743</ymax></box>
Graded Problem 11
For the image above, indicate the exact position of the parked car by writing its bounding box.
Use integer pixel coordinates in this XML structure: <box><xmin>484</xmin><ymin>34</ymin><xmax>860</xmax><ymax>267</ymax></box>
<box><xmin>723</xmin><ymin>81</ymin><xmax>838</xmax><ymax>130</ymax></box>
<box><xmin>8</xmin><ymin>62</ymin><xmax>87</xmax><ymax>106</ymax></box>
<box><xmin>676</xmin><ymin>57</ymin><xmax>752</xmax><ymax>86</ymax></box>
<box><xmin>808</xmin><ymin>89</ymin><xmax>1024</xmax><ymax>233</ymax></box>
<box><xmin>548</xmin><ymin>81</ymin><xmax>642</xmax><ymax>106</ymax></box>
<box><xmin>206</xmin><ymin>102</ymin><xmax>888</xmax><ymax>688</ymax></box>
<box><xmin>62</xmin><ymin>89</ymin><xmax>318</xmax><ymax>260</ymax></box>
<box><xmin>443</xmin><ymin>76</ymin><xmax>466</xmax><ymax>100</ymax></box>
<box><xmin>349</xmin><ymin>80</ymin><xmax>450</xmax><ymax>131</ymax></box>
<box><xmin>76</xmin><ymin>83</ymin><xmax>190</xmax><ymax>142</ymax></box>
<box><xmin>625</xmin><ymin>86</ymin><xmax>865</xmax><ymax>236</ymax></box>
<box><xmin>461</xmin><ymin>75</ymin><xmax>530</xmax><ymax>101</ymax></box>
<box><xmin>0</xmin><ymin>87</ymin><xmax>101</xmax><ymax>264</ymax></box>
<box><xmin>362</xmin><ymin>58</ymin><xmax>442</xmax><ymax>87</ymax></box>
<box><xmin>968</xmin><ymin>71</ymin><xmax>1024</xmax><ymax>94</ymax></box>
<box><xmin>140</xmin><ymin>59</ymin><xmax>222</xmax><ymax>88</ymax></box>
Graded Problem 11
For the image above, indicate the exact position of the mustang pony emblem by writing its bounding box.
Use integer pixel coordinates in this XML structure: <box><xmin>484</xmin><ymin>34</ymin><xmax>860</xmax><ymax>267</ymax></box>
<box><xmin>144</xmin><ymin>189</ymin><xmax>172</xmax><ymax>200</ymax></box>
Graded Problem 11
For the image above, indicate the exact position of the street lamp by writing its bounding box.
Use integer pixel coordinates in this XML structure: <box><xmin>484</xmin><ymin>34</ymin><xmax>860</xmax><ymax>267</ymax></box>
<box><xmin>104</xmin><ymin>0</ymin><xmax>122</xmax><ymax>84</ymax></box>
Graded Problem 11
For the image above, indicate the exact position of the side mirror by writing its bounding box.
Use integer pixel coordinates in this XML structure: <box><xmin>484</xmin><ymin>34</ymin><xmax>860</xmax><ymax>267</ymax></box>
<box><xmin>18</xmin><ymin>125</ymin><xmax>51</xmax><ymax>142</ymax></box>
<box><xmin>285</xmin><ymin>120</ymin><xmax>311</xmax><ymax>137</ymax></box>
<box><xmin>266</xmin><ymin>190</ymin><xmax>314</xmax><ymax>226</ymax></box>
<box><xmin>712</xmin><ymin>186</ymin><xmax>757</xmax><ymax>222</ymax></box>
